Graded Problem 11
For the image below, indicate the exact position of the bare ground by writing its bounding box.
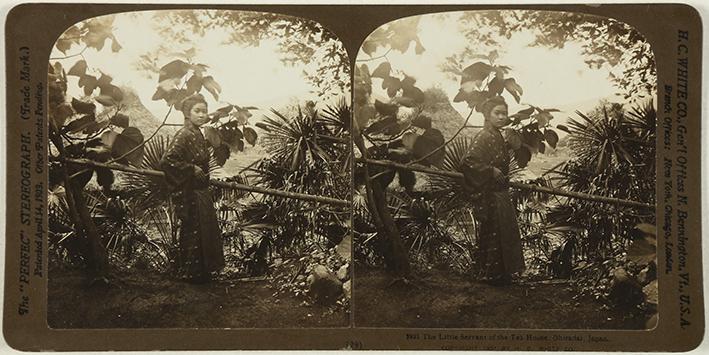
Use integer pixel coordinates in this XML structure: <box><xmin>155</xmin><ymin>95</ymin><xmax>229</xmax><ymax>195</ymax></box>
<box><xmin>354</xmin><ymin>266</ymin><xmax>647</xmax><ymax>329</ymax></box>
<box><xmin>48</xmin><ymin>267</ymin><xmax>349</xmax><ymax>328</ymax></box>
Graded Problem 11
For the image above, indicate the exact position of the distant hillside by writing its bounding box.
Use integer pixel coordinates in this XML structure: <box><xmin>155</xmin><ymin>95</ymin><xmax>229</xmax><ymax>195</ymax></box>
<box><xmin>119</xmin><ymin>86</ymin><xmax>177</xmax><ymax>137</ymax></box>
<box><xmin>421</xmin><ymin>87</ymin><xmax>480</xmax><ymax>141</ymax></box>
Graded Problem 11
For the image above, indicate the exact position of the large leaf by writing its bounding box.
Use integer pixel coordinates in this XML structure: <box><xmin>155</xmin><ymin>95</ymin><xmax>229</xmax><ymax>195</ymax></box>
<box><xmin>66</xmin><ymin>114</ymin><xmax>96</xmax><ymax>133</ymax></box>
<box><xmin>374</xmin><ymin>100</ymin><xmax>398</xmax><ymax>117</ymax></box>
<box><xmin>52</xmin><ymin>103</ymin><xmax>74</xmax><ymax>129</ymax></box>
<box><xmin>413</xmin><ymin>128</ymin><xmax>445</xmax><ymax>166</ymax></box>
<box><xmin>166</xmin><ymin>89</ymin><xmax>189</xmax><ymax>107</ymax></box>
<box><xmin>535</xmin><ymin>111</ymin><xmax>554</xmax><ymax>127</ymax></box>
<box><xmin>67</xmin><ymin>60</ymin><xmax>87</xmax><ymax>77</ymax></box>
<box><xmin>213</xmin><ymin>143</ymin><xmax>230</xmax><ymax>166</ymax></box>
<box><xmin>101</xmin><ymin>130</ymin><xmax>119</xmax><ymax>147</ymax></box>
<box><xmin>514</xmin><ymin>146</ymin><xmax>531</xmax><ymax>168</ymax></box>
<box><xmin>83</xmin><ymin>119</ymin><xmax>110</xmax><ymax>135</ymax></box>
<box><xmin>94</xmin><ymin>95</ymin><xmax>116</xmax><ymax>107</ymax></box>
<box><xmin>158</xmin><ymin>59</ymin><xmax>190</xmax><ymax>82</ymax></box>
<box><xmin>556</xmin><ymin>124</ymin><xmax>570</xmax><ymax>133</ymax></box>
<box><xmin>411</xmin><ymin>115</ymin><xmax>431</xmax><ymax>130</ymax></box>
<box><xmin>461</xmin><ymin>62</ymin><xmax>492</xmax><ymax>84</ymax></box>
<box><xmin>82</xmin><ymin>17</ymin><xmax>114</xmax><ymax>51</ymax></box>
<box><xmin>402</xmin><ymin>85</ymin><xmax>425</xmax><ymax>104</ymax></box>
<box><xmin>111</xmin><ymin>127</ymin><xmax>144</xmax><ymax>164</ymax></box>
<box><xmin>78</xmin><ymin>74</ymin><xmax>98</xmax><ymax>96</ymax></box>
<box><xmin>467</xmin><ymin>90</ymin><xmax>492</xmax><ymax>111</ymax></box>
<box><xmin>243</xmin><ymin>126</ymin><xmax>258</xmax><ymax>146</ymax></box>
<box><xmin>95</xmin><ymin>167</ymin><xmax>114</xmax><ymax>190</ymax></box>
<box><xmin>109</xmin><ymin>113</ymin><xmax>129</xmax><ymax>128</ymax></box>
<box><xmin>381</xmin><ymin>77</ymin><xmax>402</xmax><ymax>98</ymax></box>
<box><xmin>100</xmin><ymin>84</ymin><xmax>124</xmax><ymax>102</ymax></box>
<box><xmin>186</xmin><ymin>74</ymin><xmax>202</xmax><ymax>95</ymax></box>
<box><xmin>398</xmin><ymin>169</ymin><xmax>416</xmax><ymax>191</ymax></box>
<box><xmin>202</xmin><ymin>76</ymin><xmax>221</xmax><ymax>100</ymax></box>
<box><xmin>97</xmin><ymin>73</ymin><xmax>113</xmax><ymax>88</ymax></box>
<box><xmin>71</xmin><ymin>98</ymin><xmax>95</xmax><ymax>115</ymax></box>
<box><xmin>488</xmin><ymin>76</ymin><xmax>504</xmax><ymax>95</ymax></box>
<box><xmin>504</xmin><ymin>128</ymin><xmax>522</xmax><ymax>150</ymax></box>
<box><xmin>510</xmin><ymin>106</ymin><xmax>535</xmax><ymax>124</ymax></box>
<box><xmin>371</xmin><ymin>62</ymin><xmax>391</xmax><ymax>79</ymax></box>
<box><xmin>504</xmin><ymin>78</ymin><xmax>523</xmax><ymax>103</ymax></box>
<box><xmin>219</xmin><ymin>121</ymin><xmax>244</xmax><ymax>148</ymax></box>
<box><xmin>544</xmin><ymin>129</ymin><xmax>559</xmax><ymax>148</ymax></box>
<box><xmin>210</xmin><ymin>104</ymin><xmax>233</xmax><ymax>122</ymax></box>
<box><xmin>365</xmin><ymin>116</ymin><xmax>397</xmax><ymax>135</ymax></box>
<box><xmin>203</xmin><ymin>126</ymin><xmax>221</xmax><ymax>147</ymax></box>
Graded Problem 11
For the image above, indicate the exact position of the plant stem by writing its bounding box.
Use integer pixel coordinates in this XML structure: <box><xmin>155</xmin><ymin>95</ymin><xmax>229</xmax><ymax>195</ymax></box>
<box><xmin>50</xmin><ymin>46</ymin><xmax>88</xmax><ymax>60</ymax></box>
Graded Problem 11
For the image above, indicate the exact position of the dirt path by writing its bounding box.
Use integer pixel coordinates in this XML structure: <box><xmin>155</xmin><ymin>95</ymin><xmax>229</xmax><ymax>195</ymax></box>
<box><xmin>354</xmin><ymin>267</ymin><xmax>647</xmax><ymax>329</ymax></box>
<box><xmin>48</xmin><ymin>268</ymin><xmax>348</xmax><ymax>328</ymax></box>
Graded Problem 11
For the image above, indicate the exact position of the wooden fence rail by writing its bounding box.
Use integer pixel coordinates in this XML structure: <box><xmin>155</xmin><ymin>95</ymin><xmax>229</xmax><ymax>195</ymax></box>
<box><xmin>65</xmin><ymin>158</ymin><xmax>350</xmax><ymax>207</ymax></box>
<box><xmin>359</xmin><ymin>158</ymin><xmax>655</xmax><ymax>210</ymax></box>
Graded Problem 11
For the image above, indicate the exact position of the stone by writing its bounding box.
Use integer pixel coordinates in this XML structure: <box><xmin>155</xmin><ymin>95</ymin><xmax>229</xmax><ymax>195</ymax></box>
<box><xmin>307</xmin><ymin>264</ymin><xmax>342</xmax><ymax>305</ymax></box>
<box><xmin>336</xmin><ymin>263</ymin><xmax>350</xmax><ymax>281</ymax></box>
<box><xmin>643</xmin><ymin>280</ymin><xmax>658</xmax><ymax>305</ymax></box>
<box><xmin>638</xmin><ymin>261</ymin><xmax>657</xmax><ymax>285</ymax></box>
<box><xmin>608</xmin><ymin>268</ymin><xmax>644</xmax><ymax>307</ymax></box>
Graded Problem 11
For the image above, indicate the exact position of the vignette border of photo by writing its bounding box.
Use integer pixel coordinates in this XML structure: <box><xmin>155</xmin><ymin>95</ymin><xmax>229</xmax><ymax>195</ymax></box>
<box><xmin>2</xmin><ymin>2</ymin><xmax>705</xmax><ymax>351</ymax></box>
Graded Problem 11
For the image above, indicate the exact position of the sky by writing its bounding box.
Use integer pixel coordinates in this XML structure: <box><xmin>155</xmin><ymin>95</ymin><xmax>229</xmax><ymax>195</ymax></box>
<box><xmin>357</xmin><ymin>12</ymin><xmax>628</xmax><ymax>127</ymax></box>
<box><xmin>52</xmin><ymin>11</ymin><xmax>340</xmax><ymax>125</ymax></box>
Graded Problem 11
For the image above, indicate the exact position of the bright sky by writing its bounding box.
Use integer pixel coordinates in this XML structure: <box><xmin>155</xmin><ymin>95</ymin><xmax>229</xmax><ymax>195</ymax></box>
<box><xmin>358</xmin><ymin>12</ymin><xmax>626</xmax><ymax>127</ymax></box>
<box><xmin>54</xmin><ymin>11</ymin><xmax>334</xmax><ymax>125</ymax></box>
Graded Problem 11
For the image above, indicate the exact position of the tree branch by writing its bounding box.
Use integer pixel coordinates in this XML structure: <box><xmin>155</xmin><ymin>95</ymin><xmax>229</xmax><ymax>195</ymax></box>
<box><xmin>49</xmin><ymin>46</ymin><xmax>88</xmax><ymax>60</ymax></box>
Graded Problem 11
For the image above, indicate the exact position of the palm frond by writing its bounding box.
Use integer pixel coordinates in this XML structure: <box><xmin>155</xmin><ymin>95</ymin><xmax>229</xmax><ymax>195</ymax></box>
<box><xmin>120</xmin><ymin>135</ymin><xmax>172</xmax><ymax>213</ymax></box>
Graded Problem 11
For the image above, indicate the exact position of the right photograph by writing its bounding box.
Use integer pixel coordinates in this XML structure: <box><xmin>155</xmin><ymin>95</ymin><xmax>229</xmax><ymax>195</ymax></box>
<box><xmin>353</xmin><ymin>10</ymin><xmax>657</xmax><ymax>329</ymax></box>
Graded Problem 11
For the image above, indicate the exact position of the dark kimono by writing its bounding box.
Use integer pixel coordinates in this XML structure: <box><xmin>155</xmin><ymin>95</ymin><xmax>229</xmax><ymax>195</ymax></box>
<box><xmin>160</xmin><ymin>126</ymin><xmax>224</xmax><ymax>281</ymax></box>
<box><xmin>461</xmin><ymin>126</ymin><xmax>525</xmax><ymax>280</ymax></box>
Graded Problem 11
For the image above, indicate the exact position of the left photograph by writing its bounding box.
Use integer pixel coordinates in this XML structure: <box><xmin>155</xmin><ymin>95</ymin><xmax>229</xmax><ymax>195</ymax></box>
<box><xmin>46</xmin><ymin>10</ymin><xmax>352</xmax><ymax>328</ymax></box>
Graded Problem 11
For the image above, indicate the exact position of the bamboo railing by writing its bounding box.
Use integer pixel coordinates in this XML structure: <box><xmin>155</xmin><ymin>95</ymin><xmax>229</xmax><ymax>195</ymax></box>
<box><xmin>359</xmin><ymin>158</ymin><xmax>655</xmax><ymax>210</ymax></box>
<box><xmin>65</xmin><ymin>158</ymin><xmax>350</xmax><ymax>207</ymax></box>
<box><xmin>64</xmin><ymin>157</ymin><xmax>655</xmax><ymax>210</ymax></box>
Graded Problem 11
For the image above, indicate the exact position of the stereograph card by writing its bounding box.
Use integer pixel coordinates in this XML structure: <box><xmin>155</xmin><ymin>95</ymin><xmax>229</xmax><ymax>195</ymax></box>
<box><xmin>1</xmin><ymin>2</ymin><xmax>705</xmax><ymax>351</ymax></box>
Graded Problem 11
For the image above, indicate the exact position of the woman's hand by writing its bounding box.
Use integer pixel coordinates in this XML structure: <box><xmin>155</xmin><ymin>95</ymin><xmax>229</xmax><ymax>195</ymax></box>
<box><xmin>193</xmin><ymin>165</ymin><xmax>209</xmax><ymax>183</ymax></box>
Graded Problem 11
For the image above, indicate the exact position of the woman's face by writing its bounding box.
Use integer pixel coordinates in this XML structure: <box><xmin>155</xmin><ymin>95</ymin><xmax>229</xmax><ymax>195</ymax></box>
<box><xmin>187</xmin><ymin>103</ymin><xmax>209</xmax><ymax>127</ymax></box>
<box><xmin>486</xmin><ymin>104</ymin><xmax>509</xmax><ymax>129</ymax></box>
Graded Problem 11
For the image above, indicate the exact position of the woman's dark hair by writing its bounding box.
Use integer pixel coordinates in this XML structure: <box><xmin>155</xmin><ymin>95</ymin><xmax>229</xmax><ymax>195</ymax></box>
<box><xmin>179</xmin><ymin>93</ymin><xmax>208</xmax><ymax>116</ymax></box>
<box><xmin>480</xmin><ymin>96</ymin><xmax>508</xmax><ymax>118</ymax></box>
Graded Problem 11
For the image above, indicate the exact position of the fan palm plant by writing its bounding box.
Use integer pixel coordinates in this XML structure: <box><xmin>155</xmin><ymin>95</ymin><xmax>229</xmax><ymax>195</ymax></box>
<box><xmin>547</xmin><ymin>100</ymin><xmax>656</xmax><ymax>261</ymax></box>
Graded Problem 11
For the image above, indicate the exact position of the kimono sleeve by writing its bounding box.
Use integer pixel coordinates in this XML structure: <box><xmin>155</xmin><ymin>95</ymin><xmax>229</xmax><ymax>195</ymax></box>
<box><xmin>461</xmin><ymin>132</ymin><xmax>495</xmax><ymax>190</ymax></box>
<box><xmin>160</xmin><ymin>131</ymin><xmax>196</xmax><ymax>190</ymax></box>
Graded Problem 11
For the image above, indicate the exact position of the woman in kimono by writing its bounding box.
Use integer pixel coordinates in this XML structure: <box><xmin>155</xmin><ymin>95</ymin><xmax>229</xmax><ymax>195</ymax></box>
<box><xmin>461</xmin><ymin>96</ymin><xmax>525</xmax><ymax>285</ymax></box>
<box><xmin>160</xmin><ymin>94</ymin><xmax>224</xmax><ymax>283</ymax></box>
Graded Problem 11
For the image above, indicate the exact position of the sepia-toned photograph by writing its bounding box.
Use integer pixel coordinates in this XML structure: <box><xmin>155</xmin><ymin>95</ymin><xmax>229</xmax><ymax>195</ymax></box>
<box><xmin>46</xmin><ymin>10</ymin><xmax>352</xmax><ymax>328</ymax></box>
<box><xmin>352</xmin><ymin>10</ymin><xmax>657</xmax><ymax>329</ymax></box>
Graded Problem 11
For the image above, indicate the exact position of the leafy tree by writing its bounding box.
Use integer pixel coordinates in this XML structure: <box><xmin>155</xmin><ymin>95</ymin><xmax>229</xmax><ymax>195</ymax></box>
<box><xmin>49</xmin><ymin>16</ymin><xmax>140</xmax><ymax>280</ymax></box>
<box><xmin>445</xmin><ymin>10</ymin><xmax>655</xmax><ymax>101</ymax></box>
<box><xmin>138</xmin><ymin>10</ymin><xmax>349</xmax><ymax>99</ymax></box>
